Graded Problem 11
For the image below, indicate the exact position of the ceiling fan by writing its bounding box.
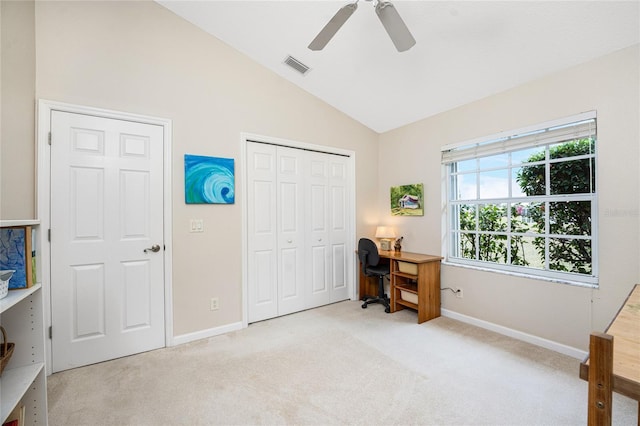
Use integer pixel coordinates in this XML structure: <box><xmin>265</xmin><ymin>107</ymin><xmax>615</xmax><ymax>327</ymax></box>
<box><xmin>308</xmin><ymin>0</ymin><xmax>416</xmax><ymax>52</ymax></box>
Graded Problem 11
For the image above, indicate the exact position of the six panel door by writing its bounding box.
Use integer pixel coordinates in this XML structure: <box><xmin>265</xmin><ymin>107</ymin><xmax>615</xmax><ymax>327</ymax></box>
<box><xmin>50</xmin><ymin>111</ymin><xmax>165</xmax><ymax>372</ymax></box>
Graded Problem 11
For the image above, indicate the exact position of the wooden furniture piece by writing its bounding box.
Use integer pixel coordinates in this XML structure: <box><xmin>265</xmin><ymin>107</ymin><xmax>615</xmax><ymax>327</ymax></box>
<box><xmin>579</xmin><ymin>284</ymin><xmax>640</xmax><ymax>426</ymax></box>
<box><xmin>358</xmin><ymin>250</ymin><xmax>442</xmax><ymax>324</ymax></box>
<box><xmin>358</xmin><ymin>238</ymin><xmax>391</xmax><ymax>313</ymax></box>
<box><xmin>0</xmin><ymin>220</ymin><xmax>47</xmax><ymax>425</ymax></box>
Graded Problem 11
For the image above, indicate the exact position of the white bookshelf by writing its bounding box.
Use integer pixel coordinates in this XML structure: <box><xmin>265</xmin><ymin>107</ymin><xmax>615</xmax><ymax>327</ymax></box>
<box><xmin>1</xmin><ymin>220</ymin><xmax>47</xmax><ymax>425</ymax></box>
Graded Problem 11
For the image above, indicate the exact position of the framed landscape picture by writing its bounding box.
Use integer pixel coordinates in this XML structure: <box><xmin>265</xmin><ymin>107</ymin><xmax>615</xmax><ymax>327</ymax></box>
<box><xmin>390</xmin><ymin>183</ymin><xmax>424</xmax><ymax>216</ymax></box>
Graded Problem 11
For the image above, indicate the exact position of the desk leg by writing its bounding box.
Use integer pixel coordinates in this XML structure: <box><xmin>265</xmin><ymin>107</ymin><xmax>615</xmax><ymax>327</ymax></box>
<box><xmin>587</xmin><ymin>332</ymin><xmax>613</xmax><ymax>426</ymax></box>
<box><xmin>417</xmin><ymin>261</ymin><xmax>441</xmax><ymax>324</ymax></box>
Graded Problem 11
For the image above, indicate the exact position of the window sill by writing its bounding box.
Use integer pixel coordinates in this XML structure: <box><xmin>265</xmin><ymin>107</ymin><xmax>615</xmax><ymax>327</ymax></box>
<box><xmin>441</xmin><ymin>260</ymin><xmax>598</xmax><ymax>289</ymax></box>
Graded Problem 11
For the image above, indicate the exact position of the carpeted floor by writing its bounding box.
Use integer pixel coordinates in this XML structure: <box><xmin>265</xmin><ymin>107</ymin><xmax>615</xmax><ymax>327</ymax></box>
<box><xmin>47</xmin><ymin>300</ymin><xmax>637</xmax><ymax>425</ymax></box>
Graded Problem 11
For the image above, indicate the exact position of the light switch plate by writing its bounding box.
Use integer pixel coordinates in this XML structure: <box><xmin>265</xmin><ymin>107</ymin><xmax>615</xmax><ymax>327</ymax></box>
<box><xmin>190</xmin><ymin>219</ymin><xmax>204</xmax><ymax>233</ymax></box>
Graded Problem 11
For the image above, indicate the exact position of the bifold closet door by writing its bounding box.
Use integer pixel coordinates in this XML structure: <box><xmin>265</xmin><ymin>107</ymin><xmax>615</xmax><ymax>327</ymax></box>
<box><xmin>247</xmin><ymin>143</ymin><xmax>278</xmax><ymax>322</ymax></box>
<box><xmin>275</xmin><ymin>146</ymin><xmax>306</xmax><ymax>316</ymax></box>
<box><xmin>306</xmin><ymin>154</ymin><xmax>349</xmax><ymax>307</ymax></box>
<box><xmin>247</xmin><ymin>142</ymin><xmax>350</xmax><ymax>323</ymax></box>
<box><xmin>328</xmin><ymin>155</ymin><xmax>349</xmax><ymax>302</ymax></box>
<box><xmin>246</xmin><ymin>143</ymin><xmax>305</xmax><ymax>321</ymax></box>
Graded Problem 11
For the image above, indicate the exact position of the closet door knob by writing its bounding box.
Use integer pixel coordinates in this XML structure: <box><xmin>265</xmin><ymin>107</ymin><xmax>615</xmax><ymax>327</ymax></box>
<box><xmin>287</xmin><ymin>239</ymin><xmax>292</xmax><ymax>243</ymax></box>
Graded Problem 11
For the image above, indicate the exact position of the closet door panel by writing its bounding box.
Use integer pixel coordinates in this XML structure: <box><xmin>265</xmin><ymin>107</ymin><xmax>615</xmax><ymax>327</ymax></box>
<box><xmin>329</xmin><ymin>157</ymin><xmax>349</xmax><ymax>301</ymax></box>
<box><xmin>247</xmin><ymin>143</ymin><xmax>278</xmax><ymax>322</ymax></box>
<box><xmin>311</xmin><ymin>246</ymin><xmax>328</xmax><ymax>294</ymax></box>
<box><xmin>306</xmin><ymin>156</ymin><xmax>331</xmax><ymax>306</ymax></box>
<box><xmin>276</xmin><ymin>147</ymin><xmax>306</xmax><ymax>315</ymax></box>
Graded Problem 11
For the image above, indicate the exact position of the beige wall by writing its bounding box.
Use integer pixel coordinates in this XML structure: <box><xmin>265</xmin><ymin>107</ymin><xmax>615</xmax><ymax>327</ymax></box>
<box><xmin>0</xmin><ymin>0</ymin><xmax>36</xmax><ymax>219</ymax></box>
<box><xmin>32</xmin><ymin>1</ymin><xmax>379</xmax><ymax>336</ymax></box>
<box><xmin>379</xmin><ymin>45</ymin><xmax>640</xmax><ymax>351</ymax></box>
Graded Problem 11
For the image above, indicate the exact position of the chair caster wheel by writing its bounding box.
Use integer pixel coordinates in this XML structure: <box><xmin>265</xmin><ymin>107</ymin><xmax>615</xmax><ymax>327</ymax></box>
<box><xmin>361</xmin><ymin>304</ymin><xmax>367</xmax><ymax>309</ymax></box>
<box><xmin>385</xmin><ymin>307</ymin><xmax>390</xmax><ymax>313</ymax></box>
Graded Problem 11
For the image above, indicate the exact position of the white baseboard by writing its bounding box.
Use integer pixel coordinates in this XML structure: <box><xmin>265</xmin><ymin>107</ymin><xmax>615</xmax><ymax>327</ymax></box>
<box><xmin>441</xmin><ymin>309</ymin><xmax>587</xmax><ymax>360</ymax></box>
<box><xmin>171</xmin><ymin>321</ymin><xmax>244</xmax><ymax>346</ymax></box>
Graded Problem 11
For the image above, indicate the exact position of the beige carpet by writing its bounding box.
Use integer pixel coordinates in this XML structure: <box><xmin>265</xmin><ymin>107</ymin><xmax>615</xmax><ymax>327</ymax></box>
<box><xmin>47</xmin><ymin>301</ymin><xmax>637</xmax><ymax>425</ymax></box>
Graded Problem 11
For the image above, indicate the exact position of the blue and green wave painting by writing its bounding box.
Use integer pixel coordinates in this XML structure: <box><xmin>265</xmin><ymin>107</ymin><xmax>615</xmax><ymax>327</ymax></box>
<box><xmin>185</xmin><ymin>154</ymin><xmax>235</xmax><ymax>204</ymax></box>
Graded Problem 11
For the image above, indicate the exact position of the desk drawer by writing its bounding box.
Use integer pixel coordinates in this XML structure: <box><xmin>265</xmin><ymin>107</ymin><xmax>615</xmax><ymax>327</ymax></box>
<box><xmin>400</xmin><ymin>289</ymin><xmax>419</xmax><ymax>304</ymax></box>
<box><xmin>397</xmin><ymin>261</ymin><xmax>418</xmax><ymax>275</ymax></box>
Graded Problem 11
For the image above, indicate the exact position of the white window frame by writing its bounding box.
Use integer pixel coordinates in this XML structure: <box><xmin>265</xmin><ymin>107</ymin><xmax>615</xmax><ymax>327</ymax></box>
<box><xmin>441</xmin><ymin>111</ymin><xmax>598</xmax><ymax>287</ymax></box>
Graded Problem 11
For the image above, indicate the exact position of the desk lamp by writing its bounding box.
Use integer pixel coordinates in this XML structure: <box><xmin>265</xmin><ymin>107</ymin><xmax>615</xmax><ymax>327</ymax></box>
<box><xmin>375</xmin><ymin>226</ymin><xmax>395</xmax><ymax>251</ymax></box>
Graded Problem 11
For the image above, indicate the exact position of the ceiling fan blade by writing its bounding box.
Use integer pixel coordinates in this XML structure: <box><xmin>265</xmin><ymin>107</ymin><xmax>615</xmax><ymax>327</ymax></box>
<box><xmin>375</xmin><ymin>1</ymin><xmax>416</xmax><ymax>52</ymax></box>
<box><xmin>308</xmin><ymin>2</ymin><xmax>358</xmax><ymax>51</ymax></box>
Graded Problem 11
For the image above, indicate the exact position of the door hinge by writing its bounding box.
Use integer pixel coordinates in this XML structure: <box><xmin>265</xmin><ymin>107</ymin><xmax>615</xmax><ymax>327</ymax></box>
<box><xmin>48</xmin><ymin>229</ymin><xmax>51</xmax><ymax>242</ymax></box>
<box><xmin>49</xmin><ymin>326</ymin><xmax>52</xmax><ymax>339</ymax></box>
<box><xmin>48</xmin><ymin>132</ymin><xmax>52</xmax><ymax>145</ymax></box>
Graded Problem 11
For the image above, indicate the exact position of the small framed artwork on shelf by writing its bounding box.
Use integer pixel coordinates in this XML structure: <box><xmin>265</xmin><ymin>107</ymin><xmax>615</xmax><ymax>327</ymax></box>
<box><xmin>0</xmin><ymin>226</ymin><xmax>33</xmax><ymax>289</ymax></box>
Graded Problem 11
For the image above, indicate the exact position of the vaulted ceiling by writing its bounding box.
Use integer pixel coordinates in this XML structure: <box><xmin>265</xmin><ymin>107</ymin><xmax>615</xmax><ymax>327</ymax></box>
<box><xmin>157</xmin><ymin>1</ymin><xmax>640</xmax><ymax>133</ymax></box>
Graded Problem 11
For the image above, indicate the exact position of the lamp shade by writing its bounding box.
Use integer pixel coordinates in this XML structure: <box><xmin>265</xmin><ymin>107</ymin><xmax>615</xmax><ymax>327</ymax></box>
<box><xmin>375</xmin><ymin>226</ymin><xmax>395</xmax><ymax>239</ymax></box>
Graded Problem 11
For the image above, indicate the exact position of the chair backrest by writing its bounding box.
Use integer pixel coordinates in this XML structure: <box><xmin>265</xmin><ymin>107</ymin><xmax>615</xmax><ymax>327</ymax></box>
<box><xmin>358</xmin><ymin>238</ymin><xmax>380</xmax><ymax>268</ymax></box>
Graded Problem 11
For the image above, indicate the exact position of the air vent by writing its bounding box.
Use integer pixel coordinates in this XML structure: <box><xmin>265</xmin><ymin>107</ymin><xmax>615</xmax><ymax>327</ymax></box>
<box><xmin>284</xmin><ymin>55</ymin><xmax>311</xmax><ymax>75</ymax></box>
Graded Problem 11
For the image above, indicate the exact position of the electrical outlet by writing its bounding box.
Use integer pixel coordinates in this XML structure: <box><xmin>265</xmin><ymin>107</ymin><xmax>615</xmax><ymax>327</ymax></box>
<box><xmin>456</xmin><ymin>288</ymin><xmax>463</xmax><ymax>298</ymax></box>
<box><xmin>210</xmin><ymin>297</ymin><xmax>219</xmax><ymax>311</ymax></box>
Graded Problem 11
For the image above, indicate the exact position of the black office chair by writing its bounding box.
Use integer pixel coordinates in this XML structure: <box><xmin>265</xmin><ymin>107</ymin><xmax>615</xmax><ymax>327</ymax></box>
<box><xmin>358</xmin><ymin>238</ymin><xmax>391</xmax><ymax>313</ymax></box>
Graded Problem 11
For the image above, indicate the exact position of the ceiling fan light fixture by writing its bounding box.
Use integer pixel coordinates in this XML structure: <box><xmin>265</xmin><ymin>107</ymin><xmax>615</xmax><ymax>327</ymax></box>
<box><xmin>308</xmin><ymin>2</ymin><xmax>358</xmax><ymax>51</ymax></box>
<box><xmin>375</xmin><ymin>1</ymin><xmax>416</xmax><ymax>52</ymax></box>
<box><xmin>308</xmin><ymin>0</ymin><xmax>415</xmax><ymax>52</ymax></box>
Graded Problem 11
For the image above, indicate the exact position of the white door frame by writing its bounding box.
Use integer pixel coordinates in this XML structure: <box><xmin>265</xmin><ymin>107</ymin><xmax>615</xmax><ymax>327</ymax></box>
<box><xmin>37</xmin><ymin>99</ymin><xmax>174</xmax><ymax>374</ymax></box>
<box><xmin>240</xmin><ymin>132</ymin><xmax>357</xmax><ymax>327</ymax></box>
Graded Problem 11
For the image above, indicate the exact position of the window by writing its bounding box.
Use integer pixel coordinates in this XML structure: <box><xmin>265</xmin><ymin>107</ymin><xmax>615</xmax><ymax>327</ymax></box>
<box><xmin>442</xmin><ymin>112</ymin><xmax>597</xmax><ymax>286</ymax></box>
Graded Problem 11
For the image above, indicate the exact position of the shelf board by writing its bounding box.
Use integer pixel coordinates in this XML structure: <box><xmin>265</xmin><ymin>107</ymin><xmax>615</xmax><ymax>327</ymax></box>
<box><xmin>395</xmin><ymin>283</ymin><xmax>417</xmax><ymax>294</ymax></box>
<box><xmin>396</xmin><ymin>299</ymin><xmax>418</xmax><ymax>310</ymax></box>
<box><xmin>392</xmin><ymin>271</ymin><xmax>418</xmax><ymax>280</ymax></box>
<box><xmin>0</xmin><ymin>220</ymin><xmax>39</xmax><ymax>228</ymax></box>
<box><xmin>0</xmin><ymin>284</ymin><xmax>41</xmax><ymax>314</ymax></box>
<box><xmin>0</xmin><ymin>363</ymin><xmax>44</xmax><ymax>422</ymax></box>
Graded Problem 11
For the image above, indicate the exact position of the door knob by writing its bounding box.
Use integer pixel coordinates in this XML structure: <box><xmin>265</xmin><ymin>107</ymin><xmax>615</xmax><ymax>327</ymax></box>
<box><xmin>144</xmin><ymin>244</ymin><xmax>161</xmax><ymax>253</ymax></box>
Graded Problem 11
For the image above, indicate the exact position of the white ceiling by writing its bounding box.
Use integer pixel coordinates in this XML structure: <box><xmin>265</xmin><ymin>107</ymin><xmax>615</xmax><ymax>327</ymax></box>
<box><xmin>156</xmin><ymin>1</ymin><xmax>640</xmax><ymax>133</ymax></box>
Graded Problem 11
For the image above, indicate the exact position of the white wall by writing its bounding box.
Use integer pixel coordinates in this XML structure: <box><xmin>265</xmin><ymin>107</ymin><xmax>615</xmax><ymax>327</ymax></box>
<box><xmin>31</xmin><ymin>0</ymin><xmax>379</xmax><ymax>337</ymax></box>
<box><xmin>378</xmin><ymin>45</ymin><xmax>640</xmax><ymax>352</ymax></box>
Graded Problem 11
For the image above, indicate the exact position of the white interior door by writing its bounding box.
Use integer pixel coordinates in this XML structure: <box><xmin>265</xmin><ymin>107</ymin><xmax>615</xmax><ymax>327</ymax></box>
<box><xmin>305</xmin><ymin>153</ymin><xmax>349</xmax><ymax>305</ymax></box>
<box><xmin>246</xmin><ymin>140</ymin><xmax>352</xmax><ymax>323</ymax></box>
<box><xmin>276</xmin><ymin>147</ymin><xmax>306</xmax><ymax>316</ymax></box>
<box><xmin>247</xmin><ymin>143</ymin><xmax>278</xmax><ymax>322</ymax></box>
<box><xmin>328</xmin><ymin>155</ymin><xmax>349</xmax><ymax>302</ymax></box>
<box><xmin>306</xmin><ymin>155</ymin><xmax>331</xmax><ymax>307</ymax></box>
<box><xmin>50</xmin><ymin>111</ymin><xmax>165</xmax><ymax>372</ymax></box>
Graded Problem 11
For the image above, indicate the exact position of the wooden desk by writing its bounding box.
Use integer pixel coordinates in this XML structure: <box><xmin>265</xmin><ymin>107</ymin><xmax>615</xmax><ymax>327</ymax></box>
<box><xmin>579</xmin><ymin>284</ymin><xmax>640</xmax><ymax>425</ymax></box>
<box><xmin>358</xmin><ymin>250</ymin><xmax>442</xmax><ymax>324</ymax></box>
